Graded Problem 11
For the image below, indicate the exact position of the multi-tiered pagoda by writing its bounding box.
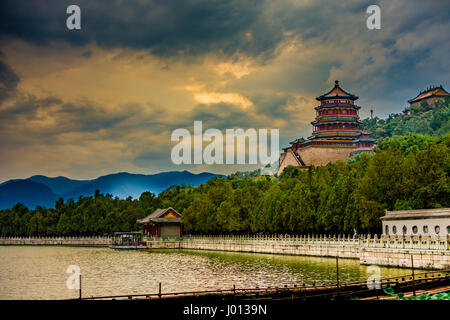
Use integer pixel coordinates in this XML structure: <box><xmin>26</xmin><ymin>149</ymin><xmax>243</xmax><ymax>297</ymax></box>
<box><xmin>277</xmin><ymin>81</ymin><xmax>376</xmax><ymax>175</ymax></box>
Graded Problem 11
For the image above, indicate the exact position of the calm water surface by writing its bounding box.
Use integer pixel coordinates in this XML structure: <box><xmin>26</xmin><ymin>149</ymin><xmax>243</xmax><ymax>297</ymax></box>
<box><xmin>0</xmin><ymin>246</ymin><xmax>419</xmax><ymax>299</ymax></box>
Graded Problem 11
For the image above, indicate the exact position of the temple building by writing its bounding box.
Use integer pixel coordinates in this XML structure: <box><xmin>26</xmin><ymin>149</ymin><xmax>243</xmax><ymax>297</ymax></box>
<box><xmin>408</xmin><ymin>85</ymin><xmax>449</xmax><ymax>108</ymax></box>
<box><xmin>381</xmin><ymin>208</ymin><xmax>450</xmax><ymax>237</ymax></box>
<box><xmin>137</xmin><ymin>207</ymin><xmax>182</xmax><ymax>240</ymax></box>
<box><xmin>277</xmin><ymin>81</ymin><xmax>376</xmax><ymax>176</ymax></box>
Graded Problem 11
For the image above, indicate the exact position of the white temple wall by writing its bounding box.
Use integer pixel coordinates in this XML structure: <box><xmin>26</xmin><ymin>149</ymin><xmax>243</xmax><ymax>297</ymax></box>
<box><xmin>382</xmin><ymin>218</ymin><xmax>450</xmax><ymax>236</ymax></box>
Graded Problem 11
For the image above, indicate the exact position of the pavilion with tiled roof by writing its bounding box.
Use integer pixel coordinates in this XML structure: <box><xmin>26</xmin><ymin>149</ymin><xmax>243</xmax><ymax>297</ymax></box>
<box><xmin>137</xmin><ymin>207</ymin><xmax>182</xmax><ymax>239</ymax></box>
<box><xmin>277</xmin><ymin>81</ymin><xmax>376</xmax><ymax>176</ymax></box>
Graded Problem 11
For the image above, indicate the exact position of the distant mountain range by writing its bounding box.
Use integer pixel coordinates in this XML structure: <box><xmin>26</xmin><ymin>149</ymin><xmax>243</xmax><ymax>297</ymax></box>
<box><xmin>0</xmin><ymin>171</ymin><xmax>221</xmax><ymax>209</ymax></box>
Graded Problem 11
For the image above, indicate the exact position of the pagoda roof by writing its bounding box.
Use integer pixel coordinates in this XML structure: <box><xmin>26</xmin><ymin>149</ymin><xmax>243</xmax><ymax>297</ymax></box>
<box><xmin>304</xmin><ymin>136</ymin><xmax>360</xmax><ymax>142</ymax></box>
<box><xmin>312</xmin><ymin>117</ymin><xmax>361</xmax><ymax>124</ymax></box>
<box><xmin>290</xmin><ymin>137</ymin><xmax>306</xmax><ymax>144</ymax></box>
<box><xmin>316</xmin><ymin>80</ymin><xmax>358</xmax><ymax>101</ymax></box>
<box><xmin>315</xmin><ymin>105</ymin><xmax>361</xmax><ymax>111</ymax></box>
<box><xmin>310</xmin><ymin>131</ymin><xmax>361</xmax><ymax>139</ymax></box>
<box><xmin>408</xmin><ymin>85</ymin><xmax>449</xmax><ymax>104</ymax></box>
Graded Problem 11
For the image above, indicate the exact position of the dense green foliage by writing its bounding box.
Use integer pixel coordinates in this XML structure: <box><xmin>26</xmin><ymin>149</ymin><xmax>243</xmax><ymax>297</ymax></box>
<box><xmin>177</xmin><ymin>133</ymin><xmax>449</xmax><ymax>235</ymax></box>
<box><xmin>1</xmin><ymin>133</ymin><xmax>449</xmax><ymax>236</ymax></box>
<box><xmin>0</xmin><ymin>190</ymin><xmax>161</xmax><ymax>236</ymax></box>
<box><xmin>361</xmin><ymin>97</ymin><xmax>449</xmax><ymax>139</ymax></box>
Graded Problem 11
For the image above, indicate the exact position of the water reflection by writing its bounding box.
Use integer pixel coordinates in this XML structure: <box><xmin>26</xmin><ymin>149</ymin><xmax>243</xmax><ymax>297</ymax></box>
<box><xmin>0</xmin><ymin>246</ymin><xmax>419</xmax><ymax>299</ymax></box>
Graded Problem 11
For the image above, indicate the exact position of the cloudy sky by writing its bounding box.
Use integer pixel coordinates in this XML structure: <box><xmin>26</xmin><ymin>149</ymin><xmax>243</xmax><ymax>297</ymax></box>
<box><xmin>0</xmin><ymin>0</ymin><xmax>449</xmax><ymax>181</ymax></box>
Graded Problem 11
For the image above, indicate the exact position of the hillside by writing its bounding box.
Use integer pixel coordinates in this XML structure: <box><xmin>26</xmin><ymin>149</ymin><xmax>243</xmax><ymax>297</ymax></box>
<box><xmin>62</xmin><ymin>171</ymin><xmax>220</xmax><ymax>200</ymax></box>
<box><xmin>0</xmin><ymin>171</ymin><xmax>220</xmax><ymax>209</ymax></box>
<box><xmin>28</xmin><ymin>175</ymin><xmax>90</xmax><ymax>195</ymax></box>
<box><xmin>0</xmin><ymin>180</ymin><xmax>59</xmax><ymax>209</ymax></box>
<box><xmin>361</xmin><ymin>97</ymin><xmax>449</xmax><ymax>139</ymax></box>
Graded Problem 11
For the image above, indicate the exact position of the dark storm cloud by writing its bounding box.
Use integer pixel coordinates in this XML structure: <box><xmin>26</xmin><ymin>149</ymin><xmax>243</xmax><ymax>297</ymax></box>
<box><xmin>0</xmin><ymin>0</ymin><xmax>274</xmax><ymax>58</ymax></box>
<box><xmin>0</xmin><ymin>1</ymin><xmax>392</xmax><ymax>60</ymax></box>
<box><xmin>0</xmin><ymin>58</ymin><xmax>20</xmax><ymax>102</ymax></box>
<box><xmin>1</xmin><ymin>1</ymin><xmax>448</xmax><ymax>71</ymax></box>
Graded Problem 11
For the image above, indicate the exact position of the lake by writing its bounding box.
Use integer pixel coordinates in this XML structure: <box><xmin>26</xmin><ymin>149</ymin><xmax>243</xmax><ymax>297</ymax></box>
<box><xmin>0</xmin><ymin>246</ymin><xmax>419</xmax><ymax>299</ymax></box>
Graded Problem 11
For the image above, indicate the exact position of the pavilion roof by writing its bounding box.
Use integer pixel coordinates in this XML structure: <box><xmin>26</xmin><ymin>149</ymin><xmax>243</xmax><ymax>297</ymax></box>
<box><xmin>136</xmin><ymin>207</ymin><xmax>181</xmax><ymax>224</ymax></box>
<box><xmin>408</xmin><ymin>85</ymin><xmax>449</xmax><ymax>104</ymax></box>
<box><xmin>316</xmin><ymin>80</ymin><xmax>358</xmax><ymax>101</ymax></box>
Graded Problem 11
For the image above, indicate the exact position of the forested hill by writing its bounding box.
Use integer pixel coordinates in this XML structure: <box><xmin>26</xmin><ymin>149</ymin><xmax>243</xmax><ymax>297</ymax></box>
<box><xmin>1</xmin><ymin>133</ymin><xmax>449</xmax><ymax>236</ymax></box>
<box><xmin>361</xmin><ymin>97</ymin><xmax>449</xmax><ymax>139</ymax></box>
<box><xmin>1</xmin><ymin>99</ymin><xmax>449</xmax><ymax>236</ymax></box>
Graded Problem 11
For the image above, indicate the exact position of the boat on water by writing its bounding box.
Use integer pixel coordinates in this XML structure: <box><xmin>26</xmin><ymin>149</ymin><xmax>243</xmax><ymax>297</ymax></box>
<box><xmin>109</xmin><ymin>232</ymin><xmax>147</xmax><ymax>249</ymax></box>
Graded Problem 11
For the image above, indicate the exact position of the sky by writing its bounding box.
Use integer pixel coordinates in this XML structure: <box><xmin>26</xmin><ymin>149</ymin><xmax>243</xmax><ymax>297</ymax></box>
<box><xmin>0</xmin><ymin>0</ymin><xmax>449</xmax><ymax>182</ymax></box>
